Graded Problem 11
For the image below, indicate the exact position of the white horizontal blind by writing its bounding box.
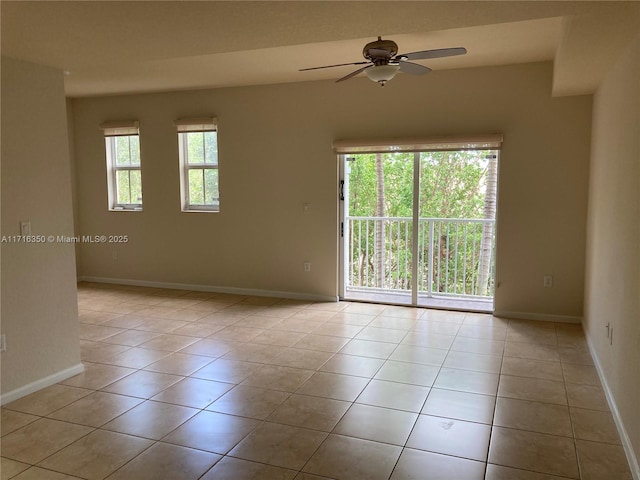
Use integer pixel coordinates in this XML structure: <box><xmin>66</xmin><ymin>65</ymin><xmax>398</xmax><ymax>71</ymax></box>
<box><xmin>333</xmin><ymin>134</ymin><xmax>503</xmax><ymax>154</ymax></box>
<box><xmin>174</xmin><ymin>117</ymin><xmax>217</xmax><ymax>133</ymax></box>
<box><xmin>100</xmin><ymin>120</ymin><xmax>139</xmax><ymax>137</ymax></box>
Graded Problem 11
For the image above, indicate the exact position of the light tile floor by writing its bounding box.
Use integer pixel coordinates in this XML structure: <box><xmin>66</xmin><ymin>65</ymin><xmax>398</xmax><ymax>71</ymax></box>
<box><xmin>1</xmin><ymin>283</ymin><xmax>633</xmax><ymax>480</ymax></box>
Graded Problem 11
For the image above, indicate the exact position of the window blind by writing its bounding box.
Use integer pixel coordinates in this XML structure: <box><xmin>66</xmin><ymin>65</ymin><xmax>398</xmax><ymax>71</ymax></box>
<box><xmin>174</xmin><ymin>117</ymin><xmax>217</xmax><ymax>133</ymax></box>
<box><xmin>333</xmin><ymin>134</ymin><xmax>503</xmax><ymax>154</ymax></box>
<box><xmin>99</xmin><ymin>120</ymin><xmax>139</xmax><ymax>137</ymax></box>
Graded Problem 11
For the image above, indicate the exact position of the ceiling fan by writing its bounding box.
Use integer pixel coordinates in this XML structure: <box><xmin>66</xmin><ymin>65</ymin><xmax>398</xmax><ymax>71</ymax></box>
<box><xmin>300</xmin><ymin>37</ymin><xmax>467</xmax><ymax>87</ymax></box>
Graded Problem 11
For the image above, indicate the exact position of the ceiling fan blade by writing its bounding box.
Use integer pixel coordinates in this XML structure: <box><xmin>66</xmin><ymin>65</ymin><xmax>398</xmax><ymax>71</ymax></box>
<box><xmin>299</xmin><ymin>61</ymin><xmax>369</xmax><ymax>72</ymax></box>
<box><xmin>398</xmin><ymin>61</ymin><xmax>432</xmax><ymax>75</ymax></box>
<box><xmin>398</xmin><ymin>47</ymin><xmax>467</xmax><ymax>61</ymax></box>
<box><xmin>336</xmin><ymin>65</ymin><xmax>371</xmax><ymax>83</ymax></box>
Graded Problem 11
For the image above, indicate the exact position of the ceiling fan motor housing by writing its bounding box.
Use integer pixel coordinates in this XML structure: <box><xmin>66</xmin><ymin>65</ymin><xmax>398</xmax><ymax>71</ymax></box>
<box><xmin>363</xmin><ymin>37</ymin><xmax>399</xmax><ymax>65</ymax></box>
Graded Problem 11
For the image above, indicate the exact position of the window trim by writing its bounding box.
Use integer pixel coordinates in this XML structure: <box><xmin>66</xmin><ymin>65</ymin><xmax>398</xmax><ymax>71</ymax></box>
<box><xmin>101</xmin><ymin>121</ymin><xmax>143</xmax><ymax>211</ymax></box>
<box><xmin>175</xmin><ymin>117</ymin><xmax>219</xmax><ymax>212</ymax></box>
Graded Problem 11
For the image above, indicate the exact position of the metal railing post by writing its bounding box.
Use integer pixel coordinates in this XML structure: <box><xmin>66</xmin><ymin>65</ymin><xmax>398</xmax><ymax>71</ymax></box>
<box><xmin>427</xmin><ymin>219</ymin><xmax>434</xmax><ymax>298</ymax></box>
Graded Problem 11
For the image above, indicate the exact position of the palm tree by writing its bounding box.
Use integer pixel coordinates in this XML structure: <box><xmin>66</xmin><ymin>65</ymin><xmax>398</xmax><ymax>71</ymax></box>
<box><xmin>477</xmin><ymin>153</ymin><xmax>497</xmax><ymax>296</ymax></box>
<box><xmin>375</xmin><ymin>153</ymin><xmax>385</xmax><ymax>288</ymax></box>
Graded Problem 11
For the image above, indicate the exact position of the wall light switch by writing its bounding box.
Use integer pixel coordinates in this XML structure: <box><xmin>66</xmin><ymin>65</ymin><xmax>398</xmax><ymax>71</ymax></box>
<box><xmin>303</xmin><ymin>262</ymin><xmax>311</xmax><ymax>272</ymax></box>
<box><xmin>20</xmin><ymin>221</ymin><xmax>31</xmax><ymax>236</ymax></box>
<box><xmin>543</xmin><ymin>275</ymin><xmax>553</xmax><ymax>288</ymax></box>
<box><xmin>303</xmin><ymin>203</ymin><xmax>310</xmax><ymax>214</ymax></box>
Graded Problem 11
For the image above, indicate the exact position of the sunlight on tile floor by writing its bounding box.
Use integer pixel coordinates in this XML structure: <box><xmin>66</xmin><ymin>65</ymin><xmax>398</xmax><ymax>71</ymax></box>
<box><xmin>0</xmin><ymin>283</ymin><xmax>633</xmax><ymax>479</ymax></box>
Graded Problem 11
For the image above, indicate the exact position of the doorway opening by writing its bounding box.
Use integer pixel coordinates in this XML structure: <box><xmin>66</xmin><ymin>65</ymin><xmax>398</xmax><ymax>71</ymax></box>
<box><xmin>339</xmin><ymin>144</ymin><xmax>499</xmax><ymax>313</ymax></box>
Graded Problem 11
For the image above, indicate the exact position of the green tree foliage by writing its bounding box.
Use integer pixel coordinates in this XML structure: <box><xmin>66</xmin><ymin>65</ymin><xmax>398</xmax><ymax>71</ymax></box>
<box><xmin>420</xmin><ymin>151</ymin><xmax>487</xmax><ymax>219</ymax></box>
<box><xmin>348</xmin><ymin>151</ymin><xmax>488</xmax><ymax>218</ymax></box>
<box><xmin>349</xmin><ymin>153</ymin><xmax>413</xmax><ymax>217</ymax></box>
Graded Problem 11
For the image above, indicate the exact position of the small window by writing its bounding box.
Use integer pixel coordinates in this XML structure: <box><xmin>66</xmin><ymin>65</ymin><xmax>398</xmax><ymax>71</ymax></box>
<box><xmin>101</xmin><ymin>121</ymin><xmax>143</xmax><ymax>211</ymax></box>
<box><xmin>175</xmin><ymin>117</ymin><xmax>219</xmax><ymax>212</ymax></box>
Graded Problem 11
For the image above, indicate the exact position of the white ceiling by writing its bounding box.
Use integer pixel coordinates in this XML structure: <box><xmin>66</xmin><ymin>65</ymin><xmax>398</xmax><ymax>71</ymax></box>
<box><xmin>1</xmin><ymin>1</ymin><xmax>638</xmax><ymax>97</ymax></box>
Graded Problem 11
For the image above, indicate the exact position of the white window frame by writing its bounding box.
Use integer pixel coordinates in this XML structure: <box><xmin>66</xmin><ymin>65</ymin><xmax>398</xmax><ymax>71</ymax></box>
<box><xmin>100</xmin><ymin>120</ymin><xmax>143</xmax><ymax>211</ymax></box>
<box><xmin>175</xmin><ymin>117</ymin><xmax>219</xmax><ymax>212</ymax></box>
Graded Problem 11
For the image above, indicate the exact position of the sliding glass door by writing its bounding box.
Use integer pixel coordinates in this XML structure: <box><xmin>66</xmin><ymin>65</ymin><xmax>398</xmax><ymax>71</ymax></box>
<box><xmin>339</xmin><ymin>145</ymin><xmax>499</xmax><ymax>311</ymax></box>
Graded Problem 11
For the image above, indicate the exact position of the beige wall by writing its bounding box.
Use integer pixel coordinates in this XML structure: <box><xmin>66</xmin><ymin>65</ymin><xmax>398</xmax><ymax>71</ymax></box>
<box><xmin>1</xmin><ymin>57</ymin><xmax>81</xmax><ymax>398</ymax></box>
<box><xmin>584</xmin><ymin>34</ymin><xmax>640</xmax><ymax>465</ymax></box>
<box><xmin>72</xmin><ymin>61</ymin><xmax>592</xmax><ymax>318</ymax></box>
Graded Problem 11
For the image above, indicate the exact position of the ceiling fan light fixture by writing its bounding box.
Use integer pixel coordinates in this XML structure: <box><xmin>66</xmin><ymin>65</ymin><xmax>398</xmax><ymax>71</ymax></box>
<box><xmin>365</xmin><ymin>64</ymin><xmax>400</xmax><ymax>86</ymax></box>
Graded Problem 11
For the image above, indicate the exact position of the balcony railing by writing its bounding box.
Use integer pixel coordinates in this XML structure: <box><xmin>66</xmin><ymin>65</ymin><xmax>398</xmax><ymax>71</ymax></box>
<box><xmin>346</xmin><ymin>216</ymin><xmax>496</xmax><ymax>299</ymax></box>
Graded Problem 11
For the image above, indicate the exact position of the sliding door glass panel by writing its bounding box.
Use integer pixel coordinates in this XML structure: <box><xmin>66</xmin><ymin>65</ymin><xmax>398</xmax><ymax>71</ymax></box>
<box><xmin>417</xmin><ymin>150</ymin><xmax>497</xmax><ymax>307</ymax></box>
<box><xmin>346</xmin><ymin>153</ymin><xmax>414</xmax><ymax>304</ymax></box>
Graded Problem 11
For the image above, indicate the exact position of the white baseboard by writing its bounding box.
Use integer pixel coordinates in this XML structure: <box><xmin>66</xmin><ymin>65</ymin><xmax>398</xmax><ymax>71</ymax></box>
<box><xmin>1</xmin><ymin>363</ymin><xmax>85</xmax><ymax>405</ymax></box>
<box><xmin>78</xmin><ymin>276</ymin><xmax>339</xmax><ymax>303</ymax></box>
<box><xmin>585</xmin><ymin>335</ymin><xmax>640</xmax><ymax>480</ymax></box>
<box><xmin>493</xmin><ymin>310</ymin><xmax>582</xmax><ymax>324</ymax></box>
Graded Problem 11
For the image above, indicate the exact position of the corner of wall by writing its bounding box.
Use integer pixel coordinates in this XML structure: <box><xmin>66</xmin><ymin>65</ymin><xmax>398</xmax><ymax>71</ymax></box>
<box><xmin>583</xmin><ymin>32</ymin><xmax>640</xmax><ymax>478</ymax></box>
<box><xmin>1</xmin><ymin>57</ymin><xmax>82</xmax><ymax>399</ymax></box>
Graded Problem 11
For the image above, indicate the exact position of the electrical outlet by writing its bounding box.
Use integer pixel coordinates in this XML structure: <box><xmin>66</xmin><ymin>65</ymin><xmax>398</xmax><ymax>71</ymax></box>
<box><xmin>303</xmin><ymin>262</ymin><xmax>311</xmax><ymax>272</ymax></box>
<box><xmin>0</xmin><ymin>334</ymin><xmax>6</xmax><ymax>352</ymax></box>
<box><xmin>543</xmin><ymin>275</ymin><xmax>553</xmax><ymax>288</ymax></box>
